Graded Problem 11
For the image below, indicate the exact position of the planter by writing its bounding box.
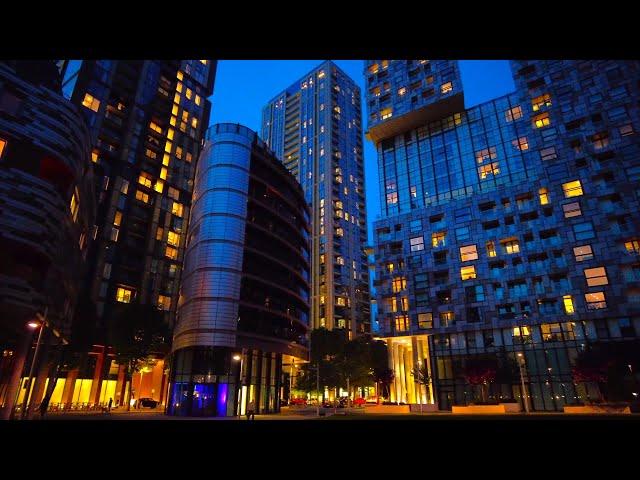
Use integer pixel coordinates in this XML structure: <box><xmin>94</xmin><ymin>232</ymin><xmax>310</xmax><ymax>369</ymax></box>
<box><xmin>563</xmin><ymin>405</ymin><xmax>631</xmax><ymax>414</ymax></box>
<box><xmin>364</xmin><ymin>404</ymin><xmax>410</xmax><ymax>414</ymax></box>
<box><xmin>409</xmin><ymin>404</ymin><xmax>439</xmax><ymax>413</ymax></box>
<box><xmin>452</xmin><ymin>403</ymin><xmax>521</xmax><ymax>414</ymax></box>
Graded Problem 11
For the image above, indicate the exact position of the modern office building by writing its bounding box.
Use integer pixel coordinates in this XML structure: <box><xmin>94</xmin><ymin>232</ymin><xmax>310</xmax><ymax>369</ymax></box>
<box><xmin>167</xmin><ymin>123</ymin><xmax>310</xmax><ymax>417</ymax></box>
<box><xmin>261</xmin><ymin>61</ymin><xmax>370</xmax><ymax>337</ymax></box>
<box><xmin>368</xmin><ymin>60</ymin><xmax>640</xmax><ymax>411</ymax></box>
<box><xmin>54</xmin><ymin>60</ymin><xmax>216</xmax><ymax>408</ymax></box>
<box><xmin>0</xmin><ymin>61</ymin><xmax>95</xmax><ymax>418</ymax></box>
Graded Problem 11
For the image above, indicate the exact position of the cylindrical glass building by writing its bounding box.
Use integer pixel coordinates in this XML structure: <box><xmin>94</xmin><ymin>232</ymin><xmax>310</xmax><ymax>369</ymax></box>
<box><xmin>167</xmin><ymin>123</ymin><xmax>310</xmax><ymax>417</ymax></box>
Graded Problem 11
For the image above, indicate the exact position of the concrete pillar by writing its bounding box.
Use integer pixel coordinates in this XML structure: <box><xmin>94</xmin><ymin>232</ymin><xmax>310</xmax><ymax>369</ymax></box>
<box><xmin>62</xmin><ymin>368</ymin><xmax>79</xmax><ymax>408</ymax></box>
<box><xmin>0</xmin><ymin>331</ymin><xmax>32</xmax><ymax>420</ymax></box>
<box><xmin>114</xmin><ymin>364</ymin><xmax>126</xmax><ymax>406</ymax></box>
<box><xmin>89</xmin><ymin>347</ymin><xmax>106</xmax><ymax>406</ymax></box>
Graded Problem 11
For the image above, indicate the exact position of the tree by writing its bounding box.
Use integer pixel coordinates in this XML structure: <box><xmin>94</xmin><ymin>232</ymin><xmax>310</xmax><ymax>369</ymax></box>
<box><xmin>410</xmin><ymin>363</ymin><xmax>432</xmax><ymax>404</ymax></box>
<box><xmin>107</xmin><ymin>303</ymin><xmax>169</xmax><ymax>410</ymax></box>
<box><xmin>371</xmin><ymin>340</ymin><xmax>392</xmax><ymax>403</ymax></box>
<box><xmin>572</xmin><ymin>341</ymin><xmax>640</xmax><ymax>403</ymax></box>
<box><xmin>374</xmin><ymin>368</ymin><xmax>395</xmax><ymax>402</ymax></box>
<box><xmin>463</xmin><ymin>355</ymin><xmax>498</xmax><ymax>403</ymax></box>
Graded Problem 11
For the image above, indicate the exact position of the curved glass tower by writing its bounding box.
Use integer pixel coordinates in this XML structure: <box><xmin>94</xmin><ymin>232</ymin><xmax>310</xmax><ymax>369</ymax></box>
<box><xmin>168</xmin><ymin>123</ymin><xmax>310</xmax><ymax>417</ymax></box>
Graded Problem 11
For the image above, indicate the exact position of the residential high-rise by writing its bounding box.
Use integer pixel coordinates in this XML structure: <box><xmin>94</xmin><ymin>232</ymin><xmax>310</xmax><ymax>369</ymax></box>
<box><xmin>168</xmin><ymin>123</ymin><xmax>310</xmax><ymax>417</ymax></box>
<box><xmin>0</xmin><ymin>61</ymin><xmax>95</xmax><ymax>418</ymax></box>
<box><xmin>261</xmin><ymin>61</ymin><xmax>370</xmax><ymax>337</ymax></box>
<box><xmin>58</xmin><ymin>60</ymin><xmax>216</xmax><ymax>407</ymax></box>
<box><xmin>368</xmin><ymin>60</ymin><xmax>640</xmax><ymax>411</ymax></box>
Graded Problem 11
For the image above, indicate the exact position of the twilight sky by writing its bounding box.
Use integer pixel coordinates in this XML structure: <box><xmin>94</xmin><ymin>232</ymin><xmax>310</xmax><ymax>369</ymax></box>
<box><xmin>209</xmin><ymin>60</ymin><xmax>515</xmax><ymax>242</ymax></box>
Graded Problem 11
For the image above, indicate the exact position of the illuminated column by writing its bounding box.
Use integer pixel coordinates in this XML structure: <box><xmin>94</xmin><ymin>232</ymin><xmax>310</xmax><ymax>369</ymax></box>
<box><xmin>114</xmin><ymin>364</ymin><xmax>126</xmax><ymax>406</ymax></box>
<box><xmin>397</xmin><ymin>344</ymin><xmax>407</xmax><ymax>403</ymax></box>
<box><xmin>390</xmin><ymin>341</ymin><xmax>399</xmax><ymax>403</ymax></box>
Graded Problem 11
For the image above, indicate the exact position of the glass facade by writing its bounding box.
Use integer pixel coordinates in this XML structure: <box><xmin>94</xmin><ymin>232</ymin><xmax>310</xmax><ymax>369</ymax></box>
<box><xmin>261</xmin><ymin>61</ymin><xmax>370</xmax><ymax>337</ymax></box>
<box><xmin>168</xmin><ymin>124</ymin><xmax>310</xmax><ymax>416</ymax></box>
<box><xmin>371</xmin><ymin>60</ymin><xmax>640</xmax><ymax>411</ymax></box>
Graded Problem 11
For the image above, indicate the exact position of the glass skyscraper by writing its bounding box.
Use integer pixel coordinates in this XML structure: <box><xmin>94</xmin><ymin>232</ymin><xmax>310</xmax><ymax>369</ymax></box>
<box><xmin>368</xmin><ymin>60</ymin><xmax>640</xmax><ymax>411</ymax></box>
<box><xmin>261</xmin><ymin>61</ymin><xmax>370</xmax><ymax>337</ymax></box>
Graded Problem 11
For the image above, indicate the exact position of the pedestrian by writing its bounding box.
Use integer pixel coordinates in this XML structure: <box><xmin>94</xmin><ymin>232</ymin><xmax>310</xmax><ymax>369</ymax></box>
<box><xmin>247</xmin><ymin>399</ymin><xmax>256</xmax><ymax>420</ymax></box>
<box><xmin>108</xmin><ymin>397</ymin><xmax>113</xmax><ymax>413</ymax></box>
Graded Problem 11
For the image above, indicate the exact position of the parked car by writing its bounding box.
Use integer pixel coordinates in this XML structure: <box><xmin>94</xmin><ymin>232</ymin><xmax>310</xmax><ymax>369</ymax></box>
<box><xmin>138</xmin><ymin>398</ymin><xmax>159</xmax><ymax>408</ymax></box>
<box><xmin>289</xmin><ymin>397</ymin><xmax>307</xmax><ymax>406</ymax></box>
<box><xmin>353</xmin><ymin>397</ymin><xmax>366</xmax><ymax>406</ymax></box>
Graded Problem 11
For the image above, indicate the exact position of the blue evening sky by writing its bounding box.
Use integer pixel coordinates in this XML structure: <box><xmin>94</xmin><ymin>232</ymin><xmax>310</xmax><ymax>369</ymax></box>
<box><xmin>209</xmin><ymin>60</ymin><xmax>515</xmax><ymax>242</ymax></box>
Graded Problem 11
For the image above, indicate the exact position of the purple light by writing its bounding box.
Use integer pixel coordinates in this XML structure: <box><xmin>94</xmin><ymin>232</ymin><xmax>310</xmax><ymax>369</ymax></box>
<box><xmin>218</xmin><ymin>383</ymin><xmax>228</xmax><ymax>416</ymax></box>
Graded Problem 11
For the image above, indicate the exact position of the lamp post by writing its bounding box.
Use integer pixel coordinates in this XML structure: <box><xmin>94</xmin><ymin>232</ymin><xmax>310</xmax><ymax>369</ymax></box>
<box><xmin>517</xmin><ymin>353</ymin><xmax>530</xmax><ymax>413</ymax></box>
<box><xmin>417</xmin><ymin>360</ymin><xmax>423</xmax><ymax>414</ymax></box>
<box><xmin>21</xmin><ymin>308</ymin><xmax>48</xmax><ymax>420</ymax></box>
<box><xmin>232</xmin><ymin>352</ymin><xmax>243</xmax><ymax>416</ymax></box>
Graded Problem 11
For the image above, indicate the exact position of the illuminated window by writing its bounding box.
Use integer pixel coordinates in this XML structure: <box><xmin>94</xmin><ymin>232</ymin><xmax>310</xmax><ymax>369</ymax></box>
<box><xmin>0</xmin><ymin>137</ymin><xmax>6</xmax><ymax>158</ymax></box>
<box><xmin>172</xmin><ymin>202</ymin><xmax>184</xmax><ymax>217</ymax></box>
<box><xmin>336</xmin><ymin>297</ymin><xmax>347</xmax><ymax>307</ymax></box>
<box><xmin>460</xmin><ymin>245</ymin><xmax>478</xmax><ymax>262</ymax></box>
<box><xmin>418</xmin><ymin>313</ymin><xmax>433</xmax><ymax>329</ymax></box>
<box><xmin>440</xmin><ymin>311</ymin><xmax>454</xmax><ymax>327</ymax></box>
<box><xmin>138</xmin><ymin>172</ymin><xmax>153</xmax><ymax>188</ymax></box>
<box><xmin>432</xmin><ymin>231</ymin><xmax>446</xmax><ymax>248</ymax></box>
<box><xmin>135</xmin><ymin>190</ymin><xmax>150</xmax><ymax>204</ymax></box>
<box><xmin>478</xmin><ymin>162</ymin><xmax>500</xmax><ymax>179</ymax></box>
<box><xmin>584</xmin><ymin>267</ymin><xmax>608</xmax><ymax>287</ymax></box>
<box><xmin>410</xmin><ymin>236</ymin><xmax>424</xmax><ymax>252</ymax></box>
<box><xmin>368</xmin><ymin>63</ymin><xmax>379</xmax><ymax>75</ymax></box>
<box><xmin>538</xmin><ymin>188</ymin><xmax>549</xmax><ymax>205</ymax></box>
<box><xmin>585</xmin><ymin>291</ymin><xmax>607</xmax><ymax>310</ymax></box>
<box><xmin>164</xmin><ymin>141</ymin><xmax>173</xmax><ymax>154</ymax></box>
<box><xmin>386</xmin><ymin>192</ymin><xmax>398</xmax><ymax>205</ymax></box>
<box><xmin>110</xmin><ymin>227</ymin><xmax>119</xmax><ymax>242</ymax></box>
<box><xmin>336</xmin><ymin>256</ymin><xmax>344</xmax><ymax>266</ymax></box>
<box><xmin>562</xmin><ymin>202</ymin><xmax>582</xmax><ymax>218</ymax></box>
<box><xmin>392</xmin><ymin>277</ymin><xmax>407</xmax><ymax>293</ymax></box>
<box><xmin>475</xmin><ymin>147</ymin><xmax>497</xmax><ymax>163</ymax></box>
<box><xmin>441</xmin><ymin>82</ymin><xmax>453</xmax><ymax>94</ymax></box>
<box><xmin>154</xmin><ymin>180</ymin><xmax>164</xmax><ymax>193</ymax></box>
<box><xmin>380</xmin><ymin>108</ymin><xmax>393</xmax><ymax>120</ymax></box>
<box><xmin>573</xmin><ymin>245</ymin><xmax>593</xmax><ymax>262</ymax></box>
<box><xmin>398</xmin><ymin>87</ymin><xmax>406</xmax><ymax>96</ymax></box>
<box><xmin>195</xmin><ymin>95</ymin><xmax>201</xmax><ymax>106</ymax></box>
<box><xmin>82</xmin><ymin>93</ymin><xmax>100</xmax><ymax>112</ymax></box>
<box><xmin>563</xmin><ymin>295</ymin><xmax>575</xmax><ymax>314</ymax></box>
<box><xmin>533</xmin><ymin>112</ymin><xmax>550</xmax><ymax>128</ymax></box>
<box><xmin>531</xmin><ymin>93</ymin><xmax>552</xmax><ymax>111</ymax></box>
<box><xmin>160</xmin><ymin>167</ymin><xmax>168</xmax><ymax>180</ymax></box>
<box><xmin>167</xmin><ymin>231</ymin><xmax>180</xmax><ymax>247</ymax></box>
<box><xmin>120</xmin><ymin>180</ymin><xmax>129</xmax><ymax>195</ymax></box>
<box><xmin>513</xmin><ymin>326</ymin><xmax>531</xmax><ymax>341</ymax></box>
<box><xmin>70</xmin><ymin>188</ymin><xmax>80</xmax><ymax>222</ymax></box>
<box><xmin>591</xmin><ymin>132</ymin><xmax>609</xmax><ymax>149</ymax></box>
<box><xmin>177</xmin><ymin>71</ymin><xmax>184</xmax><ymax>80</ymax></box>
<box><xmin>158</xmin><ymin>295</ymin><xmax>171</xmax><ymax>311</ymax></box>
<box><xmin>505</xmin><ymin>105</ymin><xmax>522</xmax><ymax>122</ymax></box>
<box><xmin>116</xmin><ymin>287</ymin><xmax>134</xmax><ymax>303</ymax></box>
<box><xmin>336</xmin><ymin>228</ymin><xmax>344</xmax><ymax>237</ymax></box>
<box><xmin>191</xmin><ymin>117</ymin><xmax>198</xmax><ymax>128</ymax></box>
<box><xmin>486</xmin><ymin>241</ymin><xmax>496</xmax><ymax>257</ymax></box>
<box><xmin>502</xmin><ymin>239</ymin><xmax>520</xmax><ymax>254</ymax></box>
<box><xmin>149</xmin><ymin>121</ymin><xmax>163</xmax><ymax>134</ymax></box>
<box><xmin>562</xmin><ymin>180</ymin><xmax>583</xmax><ymax>198</ymax></box>
<box><xmin>176</xmin><ymin>147</ymin><xmax>183</xmax><ymax>159</ymax></box>
<box><xmin>91</xmin><ymin>149</ymin><xmax>99</xmax><ymax>163</ymax></box>
<box><xmin>156</xmin><ymin>228</ymin><xmax>164</xmax><ymax>241</ymax></box>
<box><xmin>165</xmin><ymin>246</ymin><xmax>178</xmax><ymax>260</ymax></box>
<box><xmin>114</xmin><ymin>211</ymin><xmax>122</xmax><ymax>226</ymax></box>
<box><xmin>186</xmin><ymin>88</ymin><xmax>193</xmax><ymax>100</ymax></box>
<box><xmin>512</xmin><ymin>137</ymin><xmax>529</xmax><ymax>151</ymax></box>
<box><xmin>625</xmin><ymin>239</ymin><xmax>640</xmax><ymax>254</ymax></box>
<box><xmin>460</xmin><ymin>265</ymin><xmax>476</xmax><ymax>281</ymax></box>
<box><xmin>401</xmin><ymin>296</ymin><xmax>409</xmax><ymax>311</ymax></box>
<box><xmin>386</xmin><ymin>262</ymin><xmax>394</xmax><ymax>273</ymax></box>
<box><xmin>395</xmin><ymin>315</ymin><xmax>409</xmax><ymax>332</ymax></box>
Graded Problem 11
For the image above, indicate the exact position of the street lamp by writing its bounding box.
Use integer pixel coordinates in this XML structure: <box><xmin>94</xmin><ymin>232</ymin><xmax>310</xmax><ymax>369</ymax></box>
<box><xmin>21</xmin><ymin>309</ymin><xmax>48</xmax><ymax>420</ymax></box>
<box><xmin>517</xmin><ymin>353</ymin><xmax>530</xmax><ymax>414</ymax></box>
<box><xmin>416</xmin><ymin>360</ymin><xmax>423</xmax><ymax>414</ymax></box>
<box><xmin>232</xmin><ymin>353</ymin><xmax>244</xmax><ymax>416</ymax></box>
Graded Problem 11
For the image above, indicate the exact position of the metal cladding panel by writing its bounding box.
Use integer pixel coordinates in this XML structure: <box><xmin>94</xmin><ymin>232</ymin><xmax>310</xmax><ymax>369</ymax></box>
<box><xmin>173</xmin><ymin>129</ymin><xmax>253</xmax><ymax>351</ymax></box>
